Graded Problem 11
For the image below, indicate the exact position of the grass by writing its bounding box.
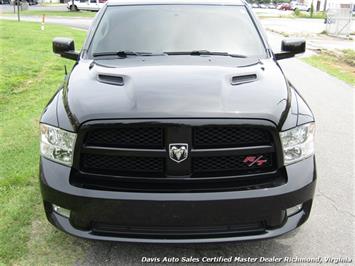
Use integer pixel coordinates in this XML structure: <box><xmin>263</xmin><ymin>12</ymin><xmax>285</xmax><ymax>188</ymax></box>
<box><xmin>266</xmin><ymin>27</ymin><xmax>289</xmax><ymax>37</ymax></box>
<box><xmin>342</xmin><ymin>49</ymin><xmax>355</xmax><ymax>67</ymax></box>
<box><xmin>3</xmin><ymin>10</ymin><xmax>96</xmax><ymax>18</ymax></box>
<box><xmin>293</xmin><ymin>11</ymin><xmax>326</xmax><ymax>19</ymax></box>
<box><xmin>303</xmin><ymin>50</ymin><xmax>355</xmax><ymax>86</ymax></box>
<box><xmin>257</xmin><ymin>11</ymin><xmax>326</xmax><ymax>20</ymax></box>
<box><xmin>255</xmin><ymin>9</ymin><xmax>326</xmax><ymax>19</ymax></box>
<box><xmin>0</xmin><ymin>19</ymin><xmax>89</xmax><ymax>265</ymax></box>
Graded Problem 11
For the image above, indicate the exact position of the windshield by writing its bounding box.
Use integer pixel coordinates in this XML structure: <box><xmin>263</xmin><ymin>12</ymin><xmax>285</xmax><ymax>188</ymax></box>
<box><xmin>89</xmin><ymin>5</ymin><xmax>267</xmax><ymax>58</ymax></box>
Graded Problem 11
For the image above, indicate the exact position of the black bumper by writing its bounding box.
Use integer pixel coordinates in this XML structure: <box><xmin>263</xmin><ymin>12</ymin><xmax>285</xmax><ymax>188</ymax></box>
<box><xmin>40</xmin><ymin>156</ymin><xmax>316</xmax><ymax>243</ymax></box>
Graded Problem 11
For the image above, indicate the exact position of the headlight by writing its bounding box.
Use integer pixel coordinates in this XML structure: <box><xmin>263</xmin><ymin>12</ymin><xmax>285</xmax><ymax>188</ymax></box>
<box><xmin>280</xmin><ymin>122</ymin><xmax>315</xmax><ymax>165</ymax></box>
<box><xmin>40</xmin><ymin>124</ymin><xmax>77</xmax><ymax>166</ymax></box>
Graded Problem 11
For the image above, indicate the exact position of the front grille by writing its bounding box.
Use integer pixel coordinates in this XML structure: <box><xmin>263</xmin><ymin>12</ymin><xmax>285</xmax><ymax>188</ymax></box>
<box><xmin>193</xmin><ymin>126</ymin><xmax>271</xmax><ymax>148</ymax></box>
<box><xmin>73</xmin><ymin>121</ymin><xmax>282</xmax><ymax>192</ymax></box>
<box><xmin>193</xmin><ymin>153</ymin><xmax>274</xmax><ymax>177</ymax></box>
<box><xmin>91</xmin><ymin>222</ymin><xmax>266</xmax><ymax>239</ymax></box>
<box><xmin>81</xmin><ymin>154</ymin><xmax>164</xmax><ymax>177</ymax></box>
<box><xmin>85</xmin><ymin>126</ymin><xmax>163</xmax><ymax>148</ymax></box>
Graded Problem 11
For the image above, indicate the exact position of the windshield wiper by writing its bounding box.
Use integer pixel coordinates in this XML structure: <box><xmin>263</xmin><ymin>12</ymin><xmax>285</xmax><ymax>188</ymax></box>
<box><xmin>93</xmin><ymin>50</ymin><xmax>247</xmax><ymax>59</ymax></box>
<box><xmin>93</xmin><ymin>51</ymin><xmax>138</xmax><ymax>58</ymax></box>
<box><xmin>93</xmin><ymin>51</ymin><xmax>166</xmax><ymax>58</ymax></box>
<box><xmin>165</xmin><ymin>50</ymin><xmax>247</xmax><ymax>58</ymax></box>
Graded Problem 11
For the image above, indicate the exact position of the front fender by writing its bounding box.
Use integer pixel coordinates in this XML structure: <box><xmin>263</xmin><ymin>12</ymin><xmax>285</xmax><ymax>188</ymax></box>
<box><xmin>281</xmin><ymin>84</ymin><xmax>314</xmax><ymax>131</ymax></box>
<box><xmin>40</xmin><ymin>89</ymin><xmax>60</xmax><ymax>127</ymax></box>
<box><xmin>40</xmin><ymin>87</ymin><xmax>76</xmax><ymax>132</ymax></box>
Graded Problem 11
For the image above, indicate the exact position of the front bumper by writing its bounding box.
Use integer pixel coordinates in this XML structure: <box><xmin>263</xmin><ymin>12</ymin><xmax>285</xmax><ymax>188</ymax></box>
<box><xmin>40</xmin><ymin>156</ymin><xmax>316</xmax><ymax>243</ymax></box>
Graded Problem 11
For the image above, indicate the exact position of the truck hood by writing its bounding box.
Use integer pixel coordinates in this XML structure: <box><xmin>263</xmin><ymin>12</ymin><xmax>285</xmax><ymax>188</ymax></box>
<box><xmin>65</xmin><ymin>56</ymin><xmax>288</xmax><ymax>126</ymax></box>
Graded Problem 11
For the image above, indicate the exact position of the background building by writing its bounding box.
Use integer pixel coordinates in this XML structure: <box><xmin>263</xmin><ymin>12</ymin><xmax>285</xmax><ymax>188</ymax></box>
<box><xmin>299</xmin><ymin>0</ymin><xmax>354</xmax><ymax>11</ymax></box>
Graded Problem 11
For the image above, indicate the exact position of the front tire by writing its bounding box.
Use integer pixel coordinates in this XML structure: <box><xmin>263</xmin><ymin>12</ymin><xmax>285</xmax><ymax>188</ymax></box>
<box><xmin>70</xmin><ymin>4</ymin><xmax>78</xmax><ymax>11</ymax></box>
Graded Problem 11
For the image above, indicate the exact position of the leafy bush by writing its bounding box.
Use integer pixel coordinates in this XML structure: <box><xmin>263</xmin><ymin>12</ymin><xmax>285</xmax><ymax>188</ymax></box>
<box><xmin>294</xmin><ymin>8</ymin><xmax>300</xmax><ymax>16</ymax></box>
<box><xmin>343</xmin><ymin>49</ymin><xmax>355</xmax><ymax>67</ymax></box>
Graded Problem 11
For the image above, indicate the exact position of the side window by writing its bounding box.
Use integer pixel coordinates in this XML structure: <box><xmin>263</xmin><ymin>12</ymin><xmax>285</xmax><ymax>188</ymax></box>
<box><xmin>79</xmin><ymin>0</ymin><xmax>87</xmax><ymax>2</ymax></box>
<box><xmin>90</xmin><ymin>0</ymin><xmax>96</xmax><ymax>3</ymax></box>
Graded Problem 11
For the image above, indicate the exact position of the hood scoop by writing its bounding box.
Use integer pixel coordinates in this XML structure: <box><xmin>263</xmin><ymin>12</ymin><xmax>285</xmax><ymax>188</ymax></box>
<box><xmin>97</xmin><ymin>74</ymin><xmax>124</xmax><ymax>86</ymax></box>
<box><xmin>231</xmin><ymin>73</ymin><xmax>258</xmax><ymax>85</ymax></box>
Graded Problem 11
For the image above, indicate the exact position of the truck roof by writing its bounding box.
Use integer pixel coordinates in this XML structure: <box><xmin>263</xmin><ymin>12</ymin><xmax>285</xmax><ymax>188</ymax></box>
<box><xmin>107</xmin><ymin>0</ymin><xmax>245</xmax><ymax>7</ymax></box>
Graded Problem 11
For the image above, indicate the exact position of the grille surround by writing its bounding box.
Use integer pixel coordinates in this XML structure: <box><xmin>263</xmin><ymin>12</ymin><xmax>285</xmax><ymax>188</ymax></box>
<box><xmin>71</xmin><ymin>169</ymin><xmax>285</xmax><ymax>193</ymax></box>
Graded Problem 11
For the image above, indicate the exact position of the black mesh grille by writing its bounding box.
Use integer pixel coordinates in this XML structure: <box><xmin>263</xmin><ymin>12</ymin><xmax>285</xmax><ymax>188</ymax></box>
<box><xmin>74</xmin><ymin>122</ymin><xmax>281</xmax><ymax>192</ymax></box>
<box><xmin>193</xmin><ymin>127</ymin><xmax>271</xmax><ymax>148</ymax></box>
<box><xmin>193</xmin><ymin>153</ymin><xmax>274</xmax><ymax>177</ymax></box>
<box><xmin>91</xmin><ymin>222</ymin><xmax>265</xmax><ymax>239</ymax></box>
<box><xmin>85</xmin><ymin>127</ymin><xmax>164</xmax><ymax>148</ymax></box>
<box><xmin>81</xmin><ymin>154</ymin><xmax>164</xmax><ymax>177</ymax></box>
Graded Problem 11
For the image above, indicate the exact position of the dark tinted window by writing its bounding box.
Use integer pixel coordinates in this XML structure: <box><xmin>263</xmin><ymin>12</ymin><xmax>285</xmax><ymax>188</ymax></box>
<box><xmin>90</xmin><ymin>5</ymin><xmax>266</xmax><ymax>57</ymax></box>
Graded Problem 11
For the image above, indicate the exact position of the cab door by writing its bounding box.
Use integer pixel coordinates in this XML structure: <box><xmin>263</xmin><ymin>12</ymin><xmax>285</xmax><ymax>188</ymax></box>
<box><xmin>88</xmin><ymin>0</ymin><xmax>99</xmax><ymax>11</ymax></box>
<box><xmin>97</xmin><ymin>0</ymin><xmax>106</xmax><ymax>9</ymax></box>
<box><xmin>76</xmin><ymin>0</ymin><xmax>88</xmax><ymax>10</ymax></box>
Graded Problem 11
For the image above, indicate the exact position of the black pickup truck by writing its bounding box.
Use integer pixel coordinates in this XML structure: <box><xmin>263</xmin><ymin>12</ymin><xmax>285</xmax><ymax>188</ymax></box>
<box><xmin>39</xmin><ymin>0</ymin><xmax>316</xmax><ymax>243</ymax></box>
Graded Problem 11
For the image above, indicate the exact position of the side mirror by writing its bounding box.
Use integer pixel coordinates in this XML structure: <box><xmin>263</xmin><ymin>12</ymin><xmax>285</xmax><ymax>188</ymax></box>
<box><xmin>53</xmin><ymin>37</ymin><xmax>79</xmax><ymax>61</ymax></box>
<box><xmin>275</xmin><ymin>39</ymin><xmax>306</xmax><ymax>60</ymax></box>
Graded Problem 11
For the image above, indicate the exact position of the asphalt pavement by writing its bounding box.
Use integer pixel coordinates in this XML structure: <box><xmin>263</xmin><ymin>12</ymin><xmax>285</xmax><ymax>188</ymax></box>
<box><xmin>0</xmin><ymin>12</ymin><xmax>354</xmax><ymax>265</ymax></box>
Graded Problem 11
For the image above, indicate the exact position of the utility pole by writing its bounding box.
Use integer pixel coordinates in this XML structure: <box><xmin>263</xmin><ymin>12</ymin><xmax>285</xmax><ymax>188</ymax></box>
<box><xmin>323</xmin><ymin>0</ymin><xmax>327</xmax><ymax>12</ymax></box>
<box><xmin>17</xmin><ymin>0</ymin><xmax>20</xmax><ymax>22</ymax></box>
